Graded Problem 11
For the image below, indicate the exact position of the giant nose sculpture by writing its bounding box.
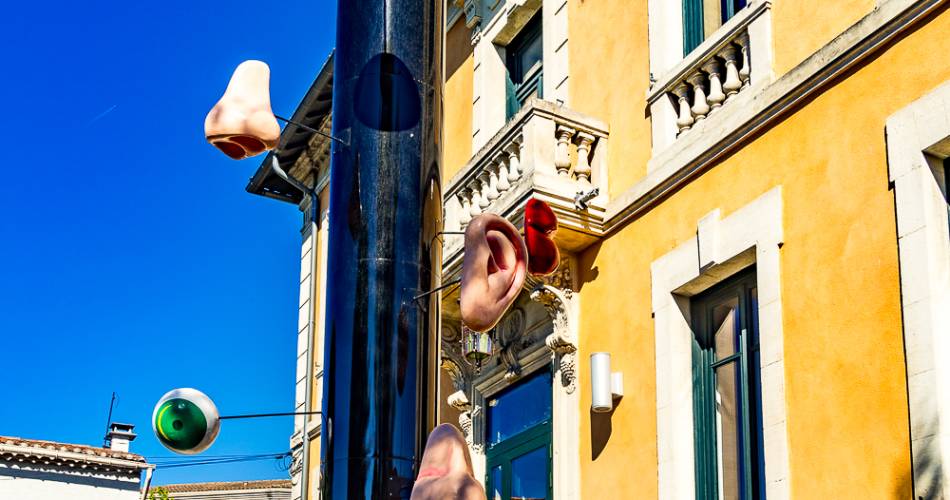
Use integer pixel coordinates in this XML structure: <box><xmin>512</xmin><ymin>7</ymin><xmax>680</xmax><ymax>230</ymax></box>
<box><xmin>204</xmin><ymin>60</ymin><xmax>280</xmax><ymax>160</ymax></box>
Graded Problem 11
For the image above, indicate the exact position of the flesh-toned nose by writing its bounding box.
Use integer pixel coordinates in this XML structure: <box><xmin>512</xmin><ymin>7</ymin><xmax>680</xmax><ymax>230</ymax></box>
<box><xmin>460</xmin><ymin>214</ymin><xmax>527</xmax><ymax>332</ymax></box>
<box><xmin>204</xmin><ymin>60</ymin><xmax>281</xmax><ymax>160</ymax></box>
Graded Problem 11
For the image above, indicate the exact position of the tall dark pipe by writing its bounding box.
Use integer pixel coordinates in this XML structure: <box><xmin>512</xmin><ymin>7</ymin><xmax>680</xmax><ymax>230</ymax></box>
<box><xmin>321</xmin><ymin>0</ymin><xmax>443</xmax><ymax>498</ymax></box>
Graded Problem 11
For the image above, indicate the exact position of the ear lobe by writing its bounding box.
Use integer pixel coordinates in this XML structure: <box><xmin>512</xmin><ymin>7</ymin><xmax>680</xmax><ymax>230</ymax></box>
<box><xmin>460</xmin><ymin>214</ymin><xmax>528</xmax><ymax>332</ymax></box>
<box><xmin>524</xmin><ymin>199</ymin><xmax>560</xmax><ymax>276</ymax></box>
<box><xmin>204</xmin><ymin>60</ymin><xmax>281</xmax><ymax>160</ymax></box>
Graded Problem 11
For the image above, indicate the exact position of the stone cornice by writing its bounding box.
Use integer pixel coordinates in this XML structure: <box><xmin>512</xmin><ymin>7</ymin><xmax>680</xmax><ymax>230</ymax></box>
<box><xmin>606</xmin><ymin>0</ymin><xmax>946</xmax><ymax>232</ymax></box>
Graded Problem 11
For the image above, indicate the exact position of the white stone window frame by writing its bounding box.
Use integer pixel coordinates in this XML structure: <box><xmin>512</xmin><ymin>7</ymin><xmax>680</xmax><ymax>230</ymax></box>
<box><xmin>885</xmin><ymin>80</ymin><xmax>950</xmax><ymax>500</ymax></box>
<box><xmin>468</xmin><ymin>0</ymin><xmax>570</xmax><ymax>151</ymax></box>
<box><xmin>455</xmin><ymin>286</ymin><xmax>581</xmax><ymax>500</ymax></box>
<box><xmin>647</xmin><ymin>0</ymin><xmax>774</xmax><ymax>155</ymax></box>
<box><xmin>651</xmin><ymin>187</ymin><xmax>789</xmax><ymax>500</ymax></box>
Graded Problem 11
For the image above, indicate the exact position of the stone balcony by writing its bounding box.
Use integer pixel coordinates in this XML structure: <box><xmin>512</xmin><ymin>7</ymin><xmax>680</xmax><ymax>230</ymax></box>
<box><xmin>442</xmin><ymin>99</ymin><xmax>609</xmax><ymax>278</ymax></box>
<box><xmin>647</xmin><ymin>1</ymin><xmax>773</xmax><ymax>155</ymax></box>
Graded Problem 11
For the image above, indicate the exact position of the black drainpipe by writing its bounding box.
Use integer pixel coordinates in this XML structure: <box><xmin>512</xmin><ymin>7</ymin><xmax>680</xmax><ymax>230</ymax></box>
<box><xmin>320</xmin><ymin>0</ymin><xmax>443</xmax><ymax>498</ymax></box>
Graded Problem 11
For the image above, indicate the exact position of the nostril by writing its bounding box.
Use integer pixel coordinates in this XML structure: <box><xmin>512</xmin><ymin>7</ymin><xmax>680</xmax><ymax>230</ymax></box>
<box><xmin>172</xmin><ymin>420</ymin><xmax>183</xmax><ymax>431</ymax></box>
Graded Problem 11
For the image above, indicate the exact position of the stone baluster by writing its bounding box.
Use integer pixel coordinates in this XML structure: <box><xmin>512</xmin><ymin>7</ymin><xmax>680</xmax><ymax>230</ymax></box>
<box><xmin>673</xmin><ymin>82</ymin><xmax>694</xmax><ymax>132</ymax></box>
<box><xmin>738</xmin><ymin>33</ymin><xmax>751</xmax><ymax>89</ymax></box>
<box><xmin>477</xmin><ymin>171</ymin><xmax>492</xmax><ymax>210</ymax></box>
<box><xmin>574</xmin><ymin>132</ymin><xmax>595</xmax><ymax>186</ymax></box>
<box><xmin>688</xmin><ymin>72</ymin><xmax>710</xmax><ymax>121</ymax></box>
<box><xmin>495</xmin><ymin>153</ymin><xmax>511</xmax><ymax>192</ymax></box>
<box><xmin>720</xmin><ymin>44</ymin><xmax>742</xmax><ymax>100</ymax></box>
<box><xmin>470</xmin><ymin>180</ymin><xmax>485</xmax><ymax>217</ymax></box>
<box><xmin>485</xmin><ymin>162</ymin><xmax>501</xmax><ymax>202</ymax></box>
<box><xmin>505</xmin><ymin>141</ymin><xmax>521</xmax><ymax>183</ymax></box>
<box><xmin>703</xmin><ymin>59</ymin><xmax>725</xmax><ymax>111</ymax></box>
<box><xmin>554</xmin><ymin>126</ymin><xmax>575</xmax><ymax>177</ymax></box>
<box><xmin>457</xmin><ymin>188</ymin><xmax>473</xmax><ymax>226</ymax></box>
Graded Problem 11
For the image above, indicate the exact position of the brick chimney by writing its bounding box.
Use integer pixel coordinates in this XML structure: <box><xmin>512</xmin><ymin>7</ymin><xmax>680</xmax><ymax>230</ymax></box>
<box><xmin>105</xmin><ymin>422</ymin><xmax>136</xmax><ymax>452</ymax></box>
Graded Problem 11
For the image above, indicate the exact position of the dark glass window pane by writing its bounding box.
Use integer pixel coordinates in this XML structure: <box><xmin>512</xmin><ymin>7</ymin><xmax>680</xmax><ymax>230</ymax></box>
<box><xmin>512</xmin><ymin>35</ymin><xmax>542</xmax><ymax>85</ymax></box>
<box><xmin>510</xmin><ymin>446</ymin><xmax>548</xmax><ymax>500</ymax></box>
<box><xmin>487</xmin><ymin>370</ymin><xmax>552</xmax><ymax>446</ymax></box>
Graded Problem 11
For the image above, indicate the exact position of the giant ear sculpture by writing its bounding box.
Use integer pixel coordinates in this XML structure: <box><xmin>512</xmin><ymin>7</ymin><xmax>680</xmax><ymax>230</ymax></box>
<box><xmin>524</xmin><ymin>199</ymin><xmax>560</xmax><ymax>275</ymax></box>
<box><xmin>459</xmin><ymin>214</ymin><xmax>528</xmax><ymax>332</ymax></box>
<box><xmin>204</xmin><ymin>60</ymin><xmax>281</xmax><ymax>160</ymax></box>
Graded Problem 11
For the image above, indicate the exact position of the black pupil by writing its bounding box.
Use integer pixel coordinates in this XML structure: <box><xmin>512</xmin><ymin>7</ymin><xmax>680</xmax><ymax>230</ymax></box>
<box><xmin>173</xmin><ymin>420</ymin><xmax>183</xmax><ymax>430</ymax></box>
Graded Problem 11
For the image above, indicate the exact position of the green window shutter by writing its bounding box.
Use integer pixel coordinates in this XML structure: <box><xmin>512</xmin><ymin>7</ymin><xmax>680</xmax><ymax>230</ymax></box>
<box><xmin>692</xmin><ymin>337</ymin><xmax>717</xmax><ymax>499</ymax></box>
<box><xmin>683</xmin><ymin>0</ymin><xmax>705</xmax><ymax>56</ymax></box>
<box><xmin>505</xmin><ymin>72</ymin><xmax>520</xmax><ymax>121</ymax></box>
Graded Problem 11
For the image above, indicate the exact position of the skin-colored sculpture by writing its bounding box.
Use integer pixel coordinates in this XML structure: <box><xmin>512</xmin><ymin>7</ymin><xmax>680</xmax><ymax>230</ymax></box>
<box><xmin>204</xmin><ymin>60</ymin><xmax>281</xmax><ymax>160</ymax></box>
<box><xmin>459</xmin><ymin>214</ymin><xmax>528</xmax><ymax>332</ymax></box>
<box><xmin>524</xmin><ymin>198</ymin><xmax>560</xmax><ymax>276</ymax></box>
<box><xmin>410</xmin><ymin>424</ymin><xmax>486</xmax><ymax>500</ymax></box>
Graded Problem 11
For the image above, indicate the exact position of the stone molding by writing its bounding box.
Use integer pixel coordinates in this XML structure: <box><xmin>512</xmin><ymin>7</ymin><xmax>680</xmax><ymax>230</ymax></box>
<box><xmin>610</xmin><ymin>0</ymin><xmax>947</xmax><ymax>232</ymax></box>
<box><xmin>885</xmin><ymin>79</ymin><xmax>950</xmax><ymax>499</ymax></box>
<box><xmin>650</xmin><ymin>187</ymin><xmax>788</xmax><ymax>499</ymax></box>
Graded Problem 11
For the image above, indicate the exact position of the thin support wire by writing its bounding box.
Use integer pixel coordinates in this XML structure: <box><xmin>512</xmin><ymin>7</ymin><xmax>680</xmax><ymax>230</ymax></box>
<box><xmin>274</xmin><ymin>114</ymin><xmax>347</xmax><ymax>146</ymax></box>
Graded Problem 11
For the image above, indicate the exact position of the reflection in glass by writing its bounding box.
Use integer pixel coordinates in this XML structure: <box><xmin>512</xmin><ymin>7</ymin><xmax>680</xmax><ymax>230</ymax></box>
<box><xmin>491</xmin><ymin>465</ymin><xmax>503</xmax><ymax>500</ymax></box>
<box><xmin>712</xmin><ymin>301</ymin><xmax>738</xmax><ymax>360</ymax></box>
<box><xmin>715</xmin><ymin>361</ymin><xmax>740</xmax><ymax>500</ymax></box>
<box><xmin>510</xmin><ymin>446</ymin><xmax>548</xmax><ymax>500</ymax></box>
<box><xmin>487</xmin><ymin>370</ymin><xmax>552</xmax><ymax>446</ymax></box>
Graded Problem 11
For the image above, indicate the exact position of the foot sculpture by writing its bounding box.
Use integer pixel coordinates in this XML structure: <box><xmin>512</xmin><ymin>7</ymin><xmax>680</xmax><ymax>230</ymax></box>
<box><xmin>204</xmin><ymin>60</ymin><xmax>281</xmax><ymax>160</ymax></box>
<box><xmin>459</xmin><ymin>214</ymin><xmax>528</xmax><ymax>332</ymax></box>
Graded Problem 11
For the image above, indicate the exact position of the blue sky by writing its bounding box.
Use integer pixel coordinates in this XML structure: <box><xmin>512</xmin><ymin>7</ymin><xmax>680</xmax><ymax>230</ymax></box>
<box><xmin>0</xmin><ymin>0</ymin><xmax>335</xmax><ymax>485</ymax></box>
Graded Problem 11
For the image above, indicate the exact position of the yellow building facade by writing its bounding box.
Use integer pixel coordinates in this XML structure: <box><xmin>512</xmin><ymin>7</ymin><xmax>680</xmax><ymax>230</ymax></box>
<box><xmin>251</xmin><ymin>0</ymin><xmax>950</xmax><ymax>498</ymax></box>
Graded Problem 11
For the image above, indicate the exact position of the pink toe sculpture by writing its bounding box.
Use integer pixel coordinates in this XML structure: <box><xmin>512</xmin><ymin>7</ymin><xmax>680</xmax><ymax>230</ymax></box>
<box><xmin>204</xmin><ymin>60</ymin><xmax>281</xmax><ymax>160</ymax></box>
<box><xmin>459</xmin><ymin>214</ymin><xmax>528</xmax><ymax>332</ymax></box>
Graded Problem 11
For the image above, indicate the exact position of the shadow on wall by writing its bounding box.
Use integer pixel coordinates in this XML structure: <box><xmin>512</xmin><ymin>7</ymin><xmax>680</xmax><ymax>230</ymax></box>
<box><xmin>590</xmin><ymin>395</ymin><xmax>623</xmax><ymax>461</ymax></box>
<box><xmin>894</xmin><ymin>416</ymin><xmax>943</xmax><ymax>500</ymax></box>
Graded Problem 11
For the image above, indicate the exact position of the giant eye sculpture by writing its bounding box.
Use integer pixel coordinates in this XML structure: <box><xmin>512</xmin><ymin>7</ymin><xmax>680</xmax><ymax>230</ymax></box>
<box><xmin>152</xmin><ymin>388</ymin><xmax>221</xmax><ymax>454</ymax></box>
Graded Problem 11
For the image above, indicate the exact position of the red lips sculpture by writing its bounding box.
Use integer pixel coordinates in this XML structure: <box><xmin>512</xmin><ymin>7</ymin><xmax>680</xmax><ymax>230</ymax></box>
<box><xmin>524</xmin><ymin>199</ymin><xmax>559</xmax><ymax>276</ymax></box>
<box><xmin>459</xmin><ymin>199</ymin><xmax>560</xmax><ymax>332</ymax></box>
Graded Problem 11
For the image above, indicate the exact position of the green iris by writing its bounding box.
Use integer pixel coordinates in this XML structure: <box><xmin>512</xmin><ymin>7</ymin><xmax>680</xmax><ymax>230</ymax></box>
<box><xmin>154</xmin><ymin>398</ymin><xmax>208</xmax><ymax>451</ymax></box>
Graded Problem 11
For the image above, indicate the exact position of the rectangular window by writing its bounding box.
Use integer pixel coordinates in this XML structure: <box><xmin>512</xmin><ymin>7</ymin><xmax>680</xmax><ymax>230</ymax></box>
<box><xmin>683</xmin><ymin>0</ymin><xmax>748</xmax><ymax>55</ymax></box>
<box><xmin>505</xmin><ymin>11</ymin><xmax>543</xmax><ymax>120</ymax></box>
<box><xmin>691</xmin><ymin>268</ymin><xmax>765</xmax><ymax>500</ymax></box>
<box><xmin>485</xmin><ymin>368</ymin><xmax>553</xmax><ymax>500</ymax></box>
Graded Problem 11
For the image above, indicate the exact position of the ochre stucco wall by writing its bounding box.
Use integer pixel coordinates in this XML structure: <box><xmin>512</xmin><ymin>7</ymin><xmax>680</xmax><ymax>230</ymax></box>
<box><xmin>771</xmin><ymin>0</ymin><xmax>876</xmax><ymax>75</ymax></box>
<box><xmin>444</xmin><ymin>20</ymin><xmax>474</xmax><ymax>181</ymax></box>
<box><xmin>568</xmin><ymin>0</ymin><xmax>653</xmax><ymax>198</ymax></box>
<box><xmin>575</xmin><ymin>9</ymin><xmax>950</xmax><ymax>498</ymax></box>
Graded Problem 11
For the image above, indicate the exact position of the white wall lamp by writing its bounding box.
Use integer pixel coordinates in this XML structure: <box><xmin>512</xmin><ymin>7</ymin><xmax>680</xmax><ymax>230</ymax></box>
<box><xmin>590</xmin><ymin>352</ymin><xmax>624</xmax><ymax>413</ymax></box>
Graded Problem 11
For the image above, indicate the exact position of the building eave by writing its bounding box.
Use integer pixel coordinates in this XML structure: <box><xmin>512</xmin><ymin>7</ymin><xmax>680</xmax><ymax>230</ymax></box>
<box><xmin>246</xmin><ymin>51</ymin><xmax>335</xmax><ymax>205</ymax></box>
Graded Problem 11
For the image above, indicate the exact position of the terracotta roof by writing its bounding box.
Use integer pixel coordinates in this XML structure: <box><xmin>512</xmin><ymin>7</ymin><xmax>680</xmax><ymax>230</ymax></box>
<box><xmin>0</xmin><ymin>435</ymin><xmax>147</xmax><ymax>463</ymax></box>
<box><xmin>157</xmin><ymin>480</ymin><xmax>292</xmax><ymax>493</ymax></box>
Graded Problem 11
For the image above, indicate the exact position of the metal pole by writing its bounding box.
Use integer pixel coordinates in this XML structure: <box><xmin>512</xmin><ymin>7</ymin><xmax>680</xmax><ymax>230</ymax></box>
<box><xmin>321</xmin><ymin>0</ymin><xmax>443</xmax><ymax>497</ymax></box>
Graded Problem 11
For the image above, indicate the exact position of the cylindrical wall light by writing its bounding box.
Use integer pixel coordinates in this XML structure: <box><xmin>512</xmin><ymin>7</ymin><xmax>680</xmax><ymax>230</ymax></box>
<box><xmin>590</xmin><ymin>352</ymin><xmax>623</xmax><ymax>413</ymax></box>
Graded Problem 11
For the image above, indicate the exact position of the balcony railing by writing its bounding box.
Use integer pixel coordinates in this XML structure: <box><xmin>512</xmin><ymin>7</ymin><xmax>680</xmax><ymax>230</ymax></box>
<box><xmin>647</xmin><ymin>1</ymin><xmax>772</xmax><ymax>154</ymax></box>
<box><xmin>442</xmin><ymin>99</ymin><xmax>609</xmax><ymax>276</ymax></box>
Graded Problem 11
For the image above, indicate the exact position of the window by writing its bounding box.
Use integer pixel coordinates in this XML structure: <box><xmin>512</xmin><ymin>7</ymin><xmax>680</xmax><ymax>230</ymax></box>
<box><xmin>485</xmin><ymin>368</ymin><xmax>552</xmax><ymax>500</ymax></box>
<box><xmin>691</xmin><ymin>268</ymin><xmax>765</xmax><ymax>500</ymax></box>
<box><xmin>683</xmin><ymin>0</ymin><xmax>748</xmax><ymax>55</ymax></box>
<box><xmin>505</xmin><ymin>12</ymin><xmax>543</xmax><ymax>120</ymax></box>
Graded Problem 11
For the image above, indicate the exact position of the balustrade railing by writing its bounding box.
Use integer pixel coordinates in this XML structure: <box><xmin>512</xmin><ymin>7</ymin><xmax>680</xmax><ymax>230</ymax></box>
<box><xmin>443</xmin><ymin>99</ymin><xmax>609</xmax><ymax>264</ymax></box>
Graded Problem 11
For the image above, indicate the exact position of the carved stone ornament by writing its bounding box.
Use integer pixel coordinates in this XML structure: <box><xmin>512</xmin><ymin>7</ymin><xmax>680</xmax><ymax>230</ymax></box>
<box><xmin>496</xmin><ymin>307</ymin><xmax>527</xmax><ymax>380</ymax></box>
<box><xmin>531</xmin><ymin>284</ymin><xmax>579</xmax><ymax>394</ymax></box>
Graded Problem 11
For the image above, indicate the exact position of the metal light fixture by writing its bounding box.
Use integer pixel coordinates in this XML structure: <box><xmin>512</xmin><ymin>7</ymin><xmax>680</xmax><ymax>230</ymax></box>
<box><xmin>462</xmin><ymin>325</ymin><xmax>494</xmax><ymax>373</ymax></box>
<box><xmin>590</xmin><ymin>352</ymin><xmax>624</xmax><ymax>413</ymax></box>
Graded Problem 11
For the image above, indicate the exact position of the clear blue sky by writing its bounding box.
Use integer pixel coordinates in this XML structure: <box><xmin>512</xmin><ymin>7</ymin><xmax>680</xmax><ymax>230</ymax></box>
<box><xmin>0</xmin><ymin>0</ymin><xmax>335</xmax><ymax>485</ymax></box>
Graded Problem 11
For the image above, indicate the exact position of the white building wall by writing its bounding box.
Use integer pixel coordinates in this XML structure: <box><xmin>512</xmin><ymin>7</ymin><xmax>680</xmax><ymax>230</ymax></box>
<box><xmin>0</xmin><ymin>467</ymin><xmax>142</xmax><ymax>500</ymax></box>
